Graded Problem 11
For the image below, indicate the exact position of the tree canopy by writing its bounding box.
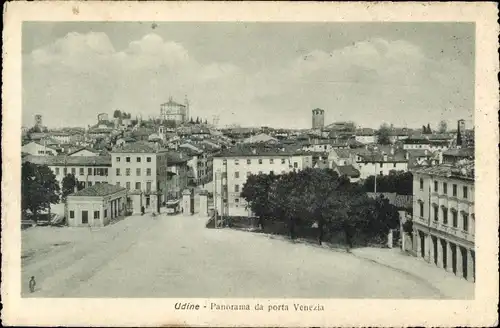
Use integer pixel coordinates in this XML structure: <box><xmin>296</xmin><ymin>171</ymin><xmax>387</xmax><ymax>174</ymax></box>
<box><xmin>375</xmin><ymin>123</ymin><xmax>392</xmax><ymax>145</ymax></box>
<box><xmin>61</xmin><ymin>173</ymin><xmax>79</xmax><ymax>201</ymax></box>
<box><xmin>22</xmin><ymin>162</ymin><xmax>60</xmax><ymax>219</ymax></box>
<box><xmin>362</xmin><ymin>171</ymin><xmax>413</xmax><ymax>195</ymax></box>
<box><xmin>438</xmin><ymin>120</ymin><xmax>447</xmax><ymax>133</ymax></box>
<box><xmin>241</xmin><ymin>168</ymin><xmax>399</xmax><ymax>246</ymax></box>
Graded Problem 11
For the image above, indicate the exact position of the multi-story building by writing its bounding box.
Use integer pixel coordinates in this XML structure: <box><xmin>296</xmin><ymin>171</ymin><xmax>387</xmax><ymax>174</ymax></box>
<box><xmin>411</xmin><ymin>161</ymin><xmax>475</xmax><ymax>282</ymax></box>
<box><xmin>22</xmin><ymin>155</ymin><xmax>111</xmax><ymax>189</ymax></box>
<box><xmin>165</xmin><ymin>151</ymin><xmax>190</xmax><ymax>200</ymax></box>
<box><xmin>160</xmin><ymin>96</ymin><xmax>189</xmax><ymax>124</ymax></box>
<box><xmin>109</xmin><ymin>142</ymin><xmax>169</xmax><ymax>212</ymax></box>
<box><xmin>212</xmin><ymin>146</ymin><xmax>313</xmax><ymax>216</ymax></box>
<box><xmin>355</xmin><ymin>150</ymin><xmax>409</xmax><ymax>179</ymax></box>
<box><xmin>22</xmin><ymin>141</ymin><xmax>58</xmax><ymax>156</ymax></box>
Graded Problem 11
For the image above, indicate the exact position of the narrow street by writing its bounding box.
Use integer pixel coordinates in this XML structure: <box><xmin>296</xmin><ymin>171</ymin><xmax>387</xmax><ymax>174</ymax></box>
<box><xmin>22</xmin><ymin>212</ymin><xmax>459</xmax><ymax>298</ymax></box>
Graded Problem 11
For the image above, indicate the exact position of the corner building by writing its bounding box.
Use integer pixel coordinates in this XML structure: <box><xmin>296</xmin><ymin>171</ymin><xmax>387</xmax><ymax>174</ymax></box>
<box><xmin>411</xmin><ymin>163</ymin><xmax>475</xmax><ymax>282</ymax></box>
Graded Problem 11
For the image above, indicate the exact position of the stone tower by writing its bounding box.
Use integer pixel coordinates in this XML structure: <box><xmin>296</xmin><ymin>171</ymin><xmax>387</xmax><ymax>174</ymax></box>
<box><xmin>312</xmin><ymin>108</ymin><xmax>325</xmax><ymax>130</ymax></box>
<box><xmin>457</xmin><ymin>119</ymin><xmax>466</xmax><ymax>147</ymax></box>
<box><xmin>184</xmin><ymin>95</ymin><xmax>190</xmax><ymax>123</ymax></box>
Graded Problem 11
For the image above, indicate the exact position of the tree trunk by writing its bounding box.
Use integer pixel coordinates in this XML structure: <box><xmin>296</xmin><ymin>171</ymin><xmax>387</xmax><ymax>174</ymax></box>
<box><xmin>318</xmin><ymin>223</ymin><xmax>324</xmax><ymax>245</ymax></box>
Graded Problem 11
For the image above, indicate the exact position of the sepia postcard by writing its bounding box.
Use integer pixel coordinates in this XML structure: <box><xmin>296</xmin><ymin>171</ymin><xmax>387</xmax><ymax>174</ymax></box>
<box><xmin>2</xmin><ymin>1</ymin><xmax>499</xmax><ymax>326</ymax></box>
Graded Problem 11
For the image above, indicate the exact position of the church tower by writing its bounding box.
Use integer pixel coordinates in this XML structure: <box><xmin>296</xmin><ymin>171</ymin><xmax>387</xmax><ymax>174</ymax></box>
<box><xmin>312</xmin><ymin>108</ymin><xmax>325</xmax><ymax>130</ymax></box>
<box><xmin>184</xmin><ymin>95</ymin><xmax>190</xmax><ymax>123</ymax></box>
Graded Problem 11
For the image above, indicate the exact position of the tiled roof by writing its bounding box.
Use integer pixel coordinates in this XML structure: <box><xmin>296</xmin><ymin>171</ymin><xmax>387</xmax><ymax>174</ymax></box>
<box><xmin>70</xmin><ymin>183</ymin><xmax>126</xmax><ymax>197</ymax></box>
<box><xmin>23</xmin><ymin>155</ymin><xmax>112</xmax><ymax>166</ymax></box>
<box><xmin>336</xmin><ymin>164</ymin><xmax>360</xmax><ymax>178</ymax></box>
<box><xmin>443</xmin><ymin>147</ymin><xmax>474</xmax><ymax>158</ymax></box>
<box><xmin>67</xmin><ymin>147</ymin><xmax>98</xmax><ymax>156</ymax></box>
<box><xmin>111</xmin><ymin>142</ymin><xmax>162</xmax><ymax>153</ymax></box>
<box><xmin>357</xmin><ymin>150</ymin><xmax>407</xmax><ymax>163</ymax></box>
<box><xmin>166</xmin><ymin>151</ymin><xmax>189</xmax><ymax>166</ymax></box>
<box><xmin>412</xmin><ymin>162</ymin><xmax>474</xmax><ymax>181</ymax></box>
<box><xmin>161</xmin><ymin>99</ymin><xmax>186</xmax><ymax>107</ymax></box>
<box><xmin>215</xmin><ymin>144</ymin><xmax>309</xmax><ymax>158</ymax></box>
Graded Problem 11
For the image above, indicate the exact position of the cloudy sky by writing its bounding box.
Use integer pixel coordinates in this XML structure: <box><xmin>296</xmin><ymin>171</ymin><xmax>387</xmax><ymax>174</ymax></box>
<box><xmin>22</xmin><ymin>22</ymin><xmax>474</xmax><ymax>129</ymax></box>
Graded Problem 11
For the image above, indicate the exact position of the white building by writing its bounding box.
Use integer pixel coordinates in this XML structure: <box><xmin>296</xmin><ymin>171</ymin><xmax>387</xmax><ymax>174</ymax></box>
<box><xmin>411</xmin><ymin>161</ymin><xmax>475</xmax><ymax>282</ymax></box>
<box><xmin>21</xmin><ymin>141</ymin><xmax>58</xmax><ymax>156</ymax></box>
<box><xmin>109</xmin><ymin>142</ymin><xmax>170</xmax><ymax>213</ymax></box>
<box><xmin>66</xmin><ymin>183</ymin><xmax>127</xmax><ymax>227</ymax></box>
<box><xmin>22</xmin><ymin>155</ymin><xmax>111</xmax><ymax>190</ymax></box>
<box><xmin>355</xmin><ymin>151</ymin><xmax>409</xmax><ymax>179</ymax></box>
<box><xmin>212</xmin><ymin>146</ymin><xmax>313</xmax><ymax>216</ymax></box>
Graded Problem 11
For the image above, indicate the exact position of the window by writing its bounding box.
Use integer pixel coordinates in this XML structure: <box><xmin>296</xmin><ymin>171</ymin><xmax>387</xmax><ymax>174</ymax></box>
<box><xmin>380</xmin><ymin>163</ymin><xmax>383</xmax><ymax>168</ymax></box>
<box><xmin>63</xmin><ymin>168</ymin><xmax>68</xmax><ymax>175</ymax></box>
<box><xmin>116</xmin><ymin>168</ymin><xmax>121</xmax><ymax>176</ymax></box>
<box><xmin>452</xmin><ymin>210</ymin><xmax>458</xmax><ymax>228</ymax></box>
<box><xmin>247</xmin><ymin>159</ymin><xmax>251</xmax><ymax>164</ymax></box>
<box><xmin>88</xmin><ymin>168</ymin><xmax>92</xmax><ymax>175</ymax></box>
<box><xmin>79</xmin><ymin>168</ymin><xmax>84</xmax><ymax>175</ymax></box>
<box><xmin>434</xmin><ymin>181</ymin><xmax>438</xmax><ymax>192</ymax></box>
<box><xmin>135</xmin><ymin>182</ymin><xmax>141</xmax><ymax>190</ymax></box>
<box><xmin>463</xmin><ymin>186</ymin><xmax>468</xmax><ymax>199</ymax></box>
<box><xmin>136</xmin><ymin>168</ymin><xmax>141</xmax><ymax>176</ymax></box>
<box><xmin>104</xmin><ymin>168</ymin><xmax>108</xmax><ymax>176</ymax></box>
<box><xmin>55</xmin><ymin>167</ymin><xmax>60</xmax><ymax>175</ymax></box>
<box><xmin>146</xmin><ymin>182</ymin><xmax>152</xmax><ymax>191</ymax></box>
<box><xmin>126</xmin><ymin>182</ymin><xmax>131</xmax><ymax>190</ymax></box>
<box><xmin>270</xmin><ymin>170</ymin><xmax>274</xmax><ymax>175</ymax></box>
<box><xmin>71</xmin><ymin>168</ymin><xmax>76</xmax><ymax>175</ymax></box>
<box><xmin>116</xmin><ymin>157</ymin><xmax>121</xmax><ymax>162</ymax></box>
<box><xmin>126</xmin><ymin>168</ymin><xmax>131</xmax><ymax>176</ymax></box>
<box><xmin>235</xmin><ymin>172</ymin><xmax>239</xmax><ymax>178</ymax></box>
<box><xmin>393</xmin><ymin>163</ymin><xmax>397</xmax><ymax>168</ymax></box>
<box><xmin>116</xmin><ymin>182</ymin><xmax>120</xmax><ymax>188</ymax></box>
<box><xmin>433</xmin><ymin>205</ymin><xmax>439</xmax><ymax>222</ymax></box>
<box><xmin>94</xmin><ymin>211</ymin><xmax>100</xmax><ymax>219</ymax></box>
<box><xmin>452</xmin><ymin>184</ymin><xmax>457</xmax><ymax>196</ymax></box>
<box><xmin>69</xmin><ymin>211</ymin><xmax>75</xmax><ymax>219</ymax></box>
<box><xmin>419</xmin><ymin>202</ymin><xmax>424</xmax><ymax>217</ymax></box>
<box><xmin>443</xmin><ymin>182</ymin><xmax>448</xmax><ymax>195</ymax></box>
<box><xmin>294</xmin><ymin>162</ymin><xmax>298</xmax><ymax>168</ymax></box>
<box><xmin>126</xmin><ymin>157</ymin><xmax>131</xmax><ymax>162</ymax></box>
<box><xmin>281</xmin><ymin>159</ymin><xmax>286</xmax><ymax>164</ymax></box>
<box><xmin>463</xmin><ymin>213</ymin><xmax>469</xmax><ymax>232</ymax></box>
<box><xmin>419</xmin><ymin>178</ymin><xmax>424</xmax><ymax>190</ymax></box>
<box><xmin>258</xmin><ymin>159</ymin><xmax>263</xmax><ymax>164</ymax></box>
<box><xmin>235</xmin><ymin>184</ymin><xmax>239</xmax><ymax>192</ymax></box>
<box><xmin>442</xmin><ymin>208</ymin><xmax>448</xmax><ymax>224</ymax></box>
<box><xmin>104</xmin><ymin>209</ymin><xmax>107</xmax><ymax>218</ymax></box>
<box><xmin>146</xmin><ymin>168</ymin><xmax>151</xmax><ymax>176</ymax></box>
<box><xmin>379</xmin><ymin>171</ymin><xmax>383</xmax><ymax>175</ymax></box>
<box><xmin>147</xmin><ymin>157</ymin><xmax>152</xmax><ymax>163</ymax></box>
<box><xmin>235</xmin><ymin>159</ymin><xmax>239</xmax><ymax>165</ymax></box>
<box><xmin>235</xmin><ymin>198</ymin><xmax>239</xmax><ymax>203</ymax></box>
<box><xmin>87</xmin><ymin>182</ymin><xmax>92</xmax><ymax>187</ymax></box>
<box><xmin>137</xmin><ymin>157</ymin><xmax>141</xmax><ymax>163</ymax></box>
<box><xmin>270</xmin><ymin>159</ymin><xmax>274</xmax><ymax>164</ymax></box>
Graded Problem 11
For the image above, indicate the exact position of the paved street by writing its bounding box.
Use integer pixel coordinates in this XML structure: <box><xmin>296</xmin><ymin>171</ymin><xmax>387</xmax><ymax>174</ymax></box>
<box><xmin>22</xmin><ymin>212</ymin><xmax>470</xmax><ymax>298</ymax></box>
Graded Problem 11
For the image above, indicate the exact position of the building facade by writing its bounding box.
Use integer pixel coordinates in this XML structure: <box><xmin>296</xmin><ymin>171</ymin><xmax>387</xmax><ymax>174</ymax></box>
<box><xmin>160</xmin><ymin>96</ymin><xmax>189</xmax><ymax>124</ymax></box>
<box><xmin>66</xmin><ymin>183</ymin><xmax>127</xmax><ymax>227</ymax></box>
<box><xmin>411</xmin><ymin>163</ymin><xmax>475</xmax><ymax>282</ymax></box>
<box><xmin>213</xmin><ymin>147</ymin><xmax>313</xmax><ymax>216</ymax></box>
<box><xmin>22</xmin><ymin>141</ymin><xmax>58</xmax><ymax>156</ymax></box>
<box><xmin>109</xmin><ymin>143</ymin><xmax>169</xmax><ymax>212</ymax></box>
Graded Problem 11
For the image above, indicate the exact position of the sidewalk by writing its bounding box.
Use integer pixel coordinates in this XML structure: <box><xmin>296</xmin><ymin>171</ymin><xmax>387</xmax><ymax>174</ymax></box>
<box><xmin>351</xmin><ymin>247</ymin><xmax>474</xmax><ymax>299</ymax></box>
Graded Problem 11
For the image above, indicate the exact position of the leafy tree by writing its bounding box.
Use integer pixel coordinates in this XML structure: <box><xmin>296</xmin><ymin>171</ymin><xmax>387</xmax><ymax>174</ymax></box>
<box><xmin>165</xmin><ymin>120</ymin><xmax>177</xmax><ymax>129</ymax></box>
<box><xmin>375</xmin><ymin>123</ymin><xmax>391</xmax><ymax>145</ymax></box>
<box><xmin>402</xmin><ymin>219</ymin><xmax>413</xmax><ymax>234</ymax></box>
<box><xmin>438</xmin><ymin>120</ymin><xmax>447</xmax><ymax>133</ymax></box>
<box><xmin>426</xmin><ymin>123</ymin><xmax>432</xmax><ymax>134</ymax></box>
<box><xmin>61</xmin><ymin>173</ymin><xmax>78</xmax><ymax>201</ymax></box>
<box><xmin>363</xmin><ymin>171</ymin><xmax>412</xmax><ymax>195</ymax></box>
<box><xmin>195</xmin><ymin>117</ymin><xmax>200</xmax><ymax>124</ymax></box>
<box><xmin>189</xmin><ymin>117</ymin><xmax>194</xmax><ymax>124</ymax></box>
<box><xmin>241</xmin><ymin>172</ymin><xmax>279</xmax><ymax>229</ymax></box>
<box><xmin>422</xmin><ymin>125</ymin><xmax>427</xmax><ymax>134</ymax></box>
<box><xmin>22</xmin><ymin>162</ymin><xmax>60</xmax><ymax>220</ymax></box>
<box><xmin>113</xmin><ymin>110</ymin><xmax>122</xmax><ymax>118</ymax></box>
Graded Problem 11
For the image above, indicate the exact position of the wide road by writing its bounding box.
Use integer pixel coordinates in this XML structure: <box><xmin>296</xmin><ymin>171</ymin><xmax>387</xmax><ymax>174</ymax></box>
<box><xmin>22</xmin><ymin>213</ymin><xmax>443</xmax><ymax>298</ymax></box>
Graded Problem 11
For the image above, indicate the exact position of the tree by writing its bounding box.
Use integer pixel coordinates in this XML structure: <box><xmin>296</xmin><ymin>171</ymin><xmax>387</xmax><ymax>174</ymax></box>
<box><xmin>195</xmin><ymin>117</ymin><xmax>200</xmax><ymax>124</ymax></box>
<box><xmin>61</xmin><ymin>173</ymin><xmax>78</xmax><ymax>201</ymax></box>
<box><xmin>422</xmin><ymin>125</ymin><xmax>427</xmax><ymax>134</ymax></box>
<box><xmin>189</xmin><ymin>117</ymin><xmax>194</xmax><ymax>124</ymax></box>
<box><xmin>22</xmin><ymin>162</ymin><xmax>60</xmax><ymax>220</ymax></box>
<box><xmin>426</xmin><ymin>123</ymin><xmax>432</xmax><ymax>134</ymax></box>
<box><xmin>375</xmin><ymin>123</ymin><xmax>391</xmax><ymax>145</ymax></box>
<box><xmin>363</xmin><ymin>171</ymin><xmax>412</xmax><ymax>195</ymax></box>
<box><xmin>113</xmin><ymin>110</ymin><xmax>122</xmax><ymax>118</ymax></box>
<box><xmin>438</xmin><ymin>120</ymin><xmax>447</xmax><ymax>133</ymax></box>
<box><xmin>241</xmin><ymin>171</ymin><xmax>278</xmax><ymax>229</ymax></box>
<box><xmin>204</xmin><ymin>119</ymin><xmax>208</xmax><ymax>124</ymax></box>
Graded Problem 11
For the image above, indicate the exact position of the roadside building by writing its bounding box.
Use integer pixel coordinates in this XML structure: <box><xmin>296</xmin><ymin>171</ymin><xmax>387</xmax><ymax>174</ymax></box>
<box><xmin>355</xmin><ymin>149</ymin><xmax>409</xmax><ymax>179</ymax></box>
<box><xmin>411</xmin><ymin>161</ymin><xmax>475</xmax><ymax>282</ymax></box>
<box><xmin>22</xmin><ymin>155</ymin><xmax>111</xmax><ymax>189</ymax></box>
<box><xmin>109</xmin><ymin>142</ymin><xmax>169</xmax><ymax>213</ymax></box>
<box><xmin>212</xmin><ymin>145</ymin><xmax>313</xmax><ymax>216</ymax></box>
<box><xmin>165</xmin><ymin>151</ymin><xmax>190</xmax><ymax>200</ymax></box>
<box><xmin>66</xmin><ymin>183</ymin><xmax>127</xmax><ymax>227</ymax></box>
<box><xmin>68</xmin><ymin>147</ymin><xmax>100</xmax><ymax>157</ymax></box>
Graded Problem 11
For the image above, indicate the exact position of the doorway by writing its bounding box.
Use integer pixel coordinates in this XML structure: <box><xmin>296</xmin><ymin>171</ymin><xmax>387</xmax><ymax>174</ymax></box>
<box><xmin>82</xmin><ymin>210</ymin><xmax>88</xmax><ymax>224</ymax></box>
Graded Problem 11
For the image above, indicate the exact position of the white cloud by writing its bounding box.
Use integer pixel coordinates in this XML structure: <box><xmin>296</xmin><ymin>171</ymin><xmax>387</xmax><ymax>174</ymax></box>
<box><xmin>24</xmin><ymin>33</ymin><xmax>472</xmax><ymax>129</ymax></box>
